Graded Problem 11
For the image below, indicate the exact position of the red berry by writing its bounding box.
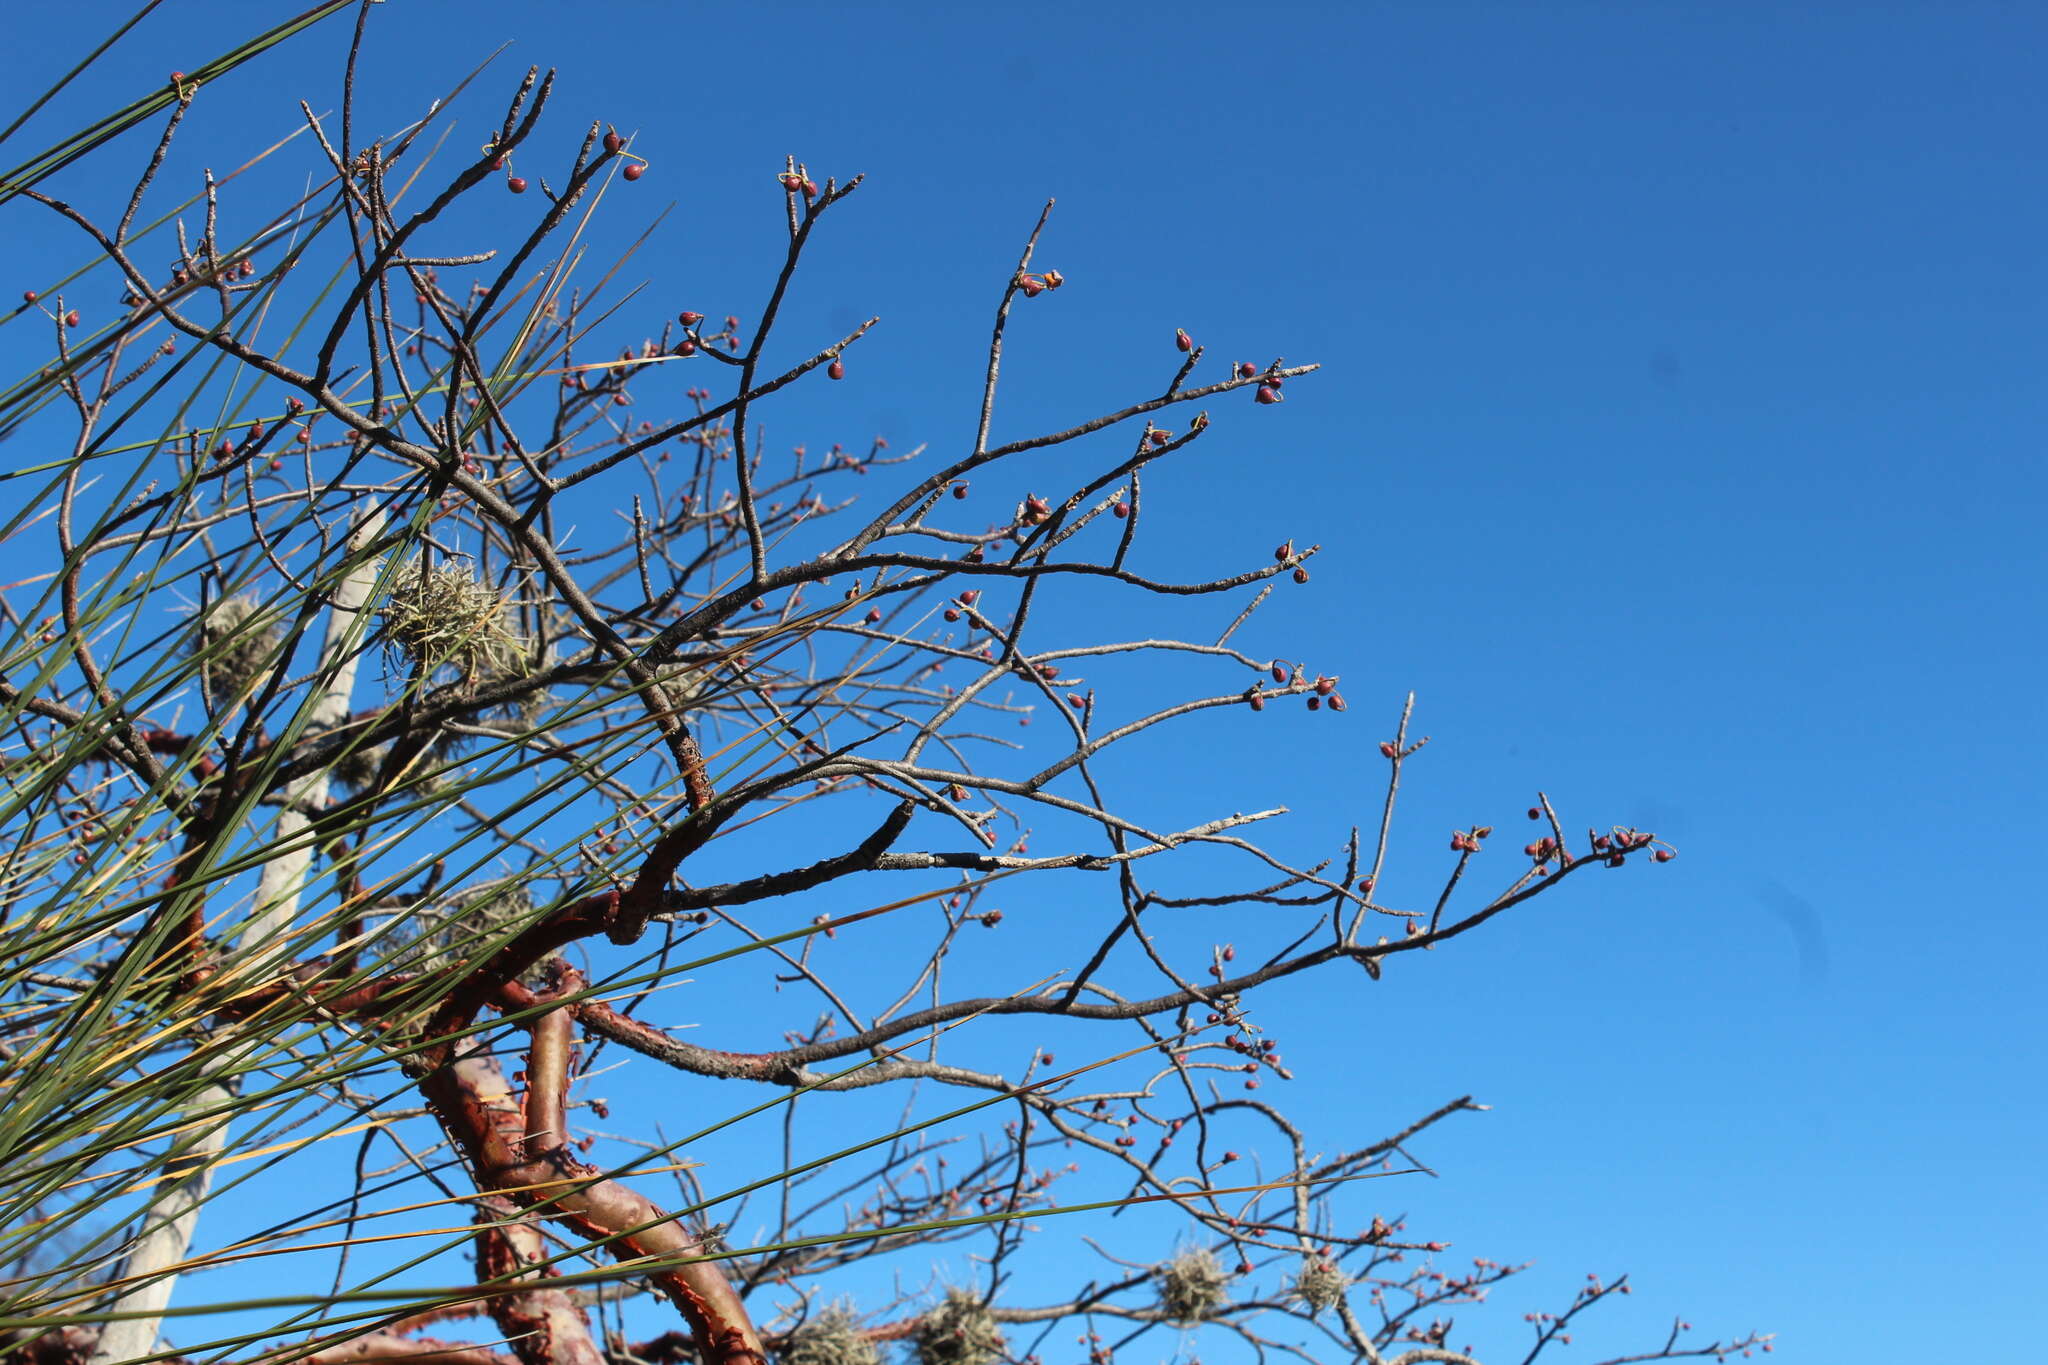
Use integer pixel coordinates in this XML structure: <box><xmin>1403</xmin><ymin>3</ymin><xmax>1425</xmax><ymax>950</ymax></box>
<box><xmin>678</xmin><ymin>311</ymin><xmax>704</xmax><ymax>327</ymax></box>
<box><xmin>622</xmin><ymin>162</ymin><xmax>644</xmax><ymax>181</ymax></box>
<box><xmin>952</xmin><ymin>482</ymin><xmax>969</xmax><ymax>499</ymax></box>
<box><xmin>1275</xmin><ymin>540</ymin><xmax>1293</xmax><ymax>562</ymax></box>
<box><xmin>604</xmin><ymin>130</ymin><xmax>625</xmax><ymax>154</ymax></box>
<box><xmin>1292</xmin><ymin>566</ymin><xmax>1309</xmax><ymax>584</ymax></box>
<box><xmin>864</xmin><ymin>607</ymin><xmax>881</xmax><ymax>623</ymax></box>
<box><xmin>1307</xmin><ymin>696</ymin><xmax>1321</xmax><ymax>711</ymax></box>
<box><xmin>1111</xmin><ymin>500</ymin><xmax>1129</xmax><ymax>518</ymax></box>
<box><xmin>64</xmin><ymin>310</ymin><xmax>80</xmax><ymax>327</ymax></box>
<box><xmin>959</xmin><ymin>589</ymin><xmax>979</xmax><ymax>604</ymax></box>
<box><xmin>1255</xmin><ymin>385</ymin><xmax>1281</xmax><ymax>404</ymax></box>
<box><xmin>21</xmin><ymin>290</ymin><xmax>35</xmax><ymax>304</ymax></box>
<box><xmin>491</xmin><ymin>155</ymin><xmax>506</xmax><ymax>170</ymax></box>
<box><xmin>1236</xmin><ymin>361</ymin><xmax>1258</xmax><ymax>378</ymax></box>
<box><xmin>1653</xmin><ymin>849</ymin><xmax>1675</xmax><ymax>862</ymax></box>
<box><xmin>1528</xmin><ymin>807</ymin><xmax>1542</xmax><ymax>819</ymax></box>
<box><xmin>828</xmin><ymin>359</ymin><xmax>845</xmax><ymax>380</ymax></box>
<box><xmin>801</xmin><ymin>178</ymin><xmax>818</xmax><ymax>197</ymax></box>
<box><xmin>1379</xmin><ymin>740</ymin><xmax>1398</xmax><ymax>758</ymax></box>
<box><xmin>168</xmin><ymin>71</ymin><xmax>184</xmax><ymax>84</ymax></box>
<box><xmin>1175</xmin><ymin>328</ymin><xmax>1192</xmax><ymax>352</ymax></box>
<box><xmin>944</xmin><ymin>608</ymin><xmax>961</xmax><ymax>622</ymax></box>
<box><xmin>1017</xmin><ymin>276</ymin><xmax>1045</xmax><ymax>297</ymax></box>
<box><xmin>1270</xmin><ymin>662</ymin><xmax>1287</xmax><ymax>683</ymax></box>
<box><xmin>506</xmin><ymin>176</ymin><xmax>528</xmax><ymax>194</ymax></box>
<box><xmin>675</xmin><ymin>339</ymin><xmax>697</xmax><ymax>356</ymax></box>
<box><xmin>1148</xmin><ymin>429</ymin><xmax>1169</xmax><ymax>447</ymax></box>
<box><xmin>1248</xmin><ymin>692</ymin><xmax>1265</xmax><ymax>711</ymax></box>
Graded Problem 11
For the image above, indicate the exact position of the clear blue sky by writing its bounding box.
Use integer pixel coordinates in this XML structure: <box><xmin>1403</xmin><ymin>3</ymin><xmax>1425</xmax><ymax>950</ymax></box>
<box><xmin>8</xmin><ymin>3</ymin><xmax>2045</xmax><ymax>1362</ymax></box>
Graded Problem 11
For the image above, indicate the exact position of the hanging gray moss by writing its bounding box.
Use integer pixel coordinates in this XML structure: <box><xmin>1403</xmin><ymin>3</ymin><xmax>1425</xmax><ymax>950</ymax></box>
<box><xmin>913</xmin><ymin>1289</ymin><xmax>1005</xmax><ymax>1365</ymax></box>
<box><xmin>329</xmin><ymin>739</ymin><xmax>392</xmax><ymax>792</ymax></box>
<box><xmin>192</xmin><ymin>593</ymin><xmax>283</xmax><ymax>705</ymax></box>
<box><xmin>388</xmin><ymin>881</ymin><xmax>536</xmax><ymax>974</ymax></box>
<box><xmin>1157</xmin><ymin>1248</ymin><xmax>1230</xmax><ymax>1323</ymax></box>
<box><xmin>780</xmin><ymin>1305</ymin><xmax>880</xmax><ymax>1365</ymax></box>
<box><xmin>1292</xmin><ymin>1256</ymin><xmax>1349</xmax><ymax>1314</ymax></box>
<box><xmin>377</xmin><ymin>556</ymin><xmax>528</xmax><ymax>687</ymax></box>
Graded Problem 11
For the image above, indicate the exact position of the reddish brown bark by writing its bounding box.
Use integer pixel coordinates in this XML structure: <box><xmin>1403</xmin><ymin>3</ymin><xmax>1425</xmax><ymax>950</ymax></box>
<box><xmin>417</xmin><ymin>978</ymin><xmax>764</xmax><ymax>1365</ymax></box>
<box><xmin>471</xmin><ymin>1195</ymin><xmax>606</xmax><ymax>1365</ymax></box>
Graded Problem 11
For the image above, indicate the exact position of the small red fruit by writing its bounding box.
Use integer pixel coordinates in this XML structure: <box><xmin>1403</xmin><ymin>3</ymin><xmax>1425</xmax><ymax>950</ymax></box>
<box><xmin>864</xmin><ymin>607</ymin><xmax>881</xmax><ymax>623</ymax></box>
<box><xmin>1528</xmin><ymin>806</ymin><xmax>1542</xmax><ymax>819</ymax></box>
<box><xmin>827</xmin><ymin>359</ymin><xmax>845</xmax><ymax>380</ymax></box>
<box><xmin>678</xmin><ymin>311</ymin><xmax>704</xmax><ymax>327</ymax></box>
<box><xmin>1307</xmin><ymin>696</ymin><xmax>1321</xmax><ymax>711</ymax></box>
<box><xmin>1270</xmin><ymin>661</ymin><xmax>1288</xmax><ymax>683</ymax></box>
<box><xmin>1292</xmin><ymin>566</ymin><xmax>1310</xmax><ymax>584</ymax></box>
<box><xmin>1653</xmin><ymin>849</ymin><xmax>1675</xmax><ymax>862</ymax></box>
<box><xmin>506</xmin><ymin>176</ymin><xmax>528</xmax><ymax>194</ymax></box>
<box><xmin>959</xmin><ymin>589</ymin><xmax>979</xmax><ymax>604</ymax></box>
<box><xmin>1275</xmin><ymin>540</ymin><xmax>1293</xmax><ymax>562</ymax></box>
<box><xmin>21</xmin><ymin>290</ymin><xmax>36</xmax><ymax>304</ymax></box>
<box><xmin>1255</xmin><ymin>385</ymin><xmax>1281</xmax><ymax>404</ymax></box>
<box><xmin>675</xmin><ymin>339</ymin><xmax>697</xmax><ymax>356</ymax></box>
<box><xmin>1175</xmin><ymin>328</ymin><xmax>1192</xmax><ymax>352</ymax></box>
<box><xmin>1328</xmin><ymin>693</ymin><xmax>1347</xmax><ymax>713</ymax></box>
<box><xmin>1112</xmin><ymin>500</ymin><xmax>1129</xmax><ymax>518</ymax></box>
<box><xmin>604</xmin><ymin>130</ymin><xmax>625</xmax><ymax>154</ymax></box>
<box><xmin>1236</xmin><ymin>361</ymin><xmax>1258</xmax><ymax>378</ymax></box>
<box><xmin>1379</xmin><ymin>740</ymin><xmax>1398</xmax><ymax>758</ymax></box>
<box><xmin>1248</xmin><ymin>692</ymin><xmax>1265</xmax><ymax>711</ymax></box>
<box><xmin>64</xmin><ymin>310</ymin><xmax>80</xmax><ymax>327</ymax></box>
<box><xmin>801</xmin><ymin>178</ymin><xmax>818</xmax><ymax>197</ymax></box>
<box><xmin>1148</xmin><ymin>429</ymin><xmax>1168</xmax><ymax>447</ymax></box>
<box><xmin>622</xmin><ymin>162</ymin><xmax>644</xmax><ymax>181</ymax></box>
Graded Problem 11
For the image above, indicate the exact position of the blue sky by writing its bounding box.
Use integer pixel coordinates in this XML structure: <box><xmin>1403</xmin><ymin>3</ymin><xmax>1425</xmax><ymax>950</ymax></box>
<box><xmin>7</xmin><ymin>2</ymin><xmax>2046</xmax><ymax>1362</ymax></box>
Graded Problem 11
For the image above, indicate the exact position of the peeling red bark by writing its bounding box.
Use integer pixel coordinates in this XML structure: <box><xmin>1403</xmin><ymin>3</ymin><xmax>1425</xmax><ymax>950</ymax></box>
<box><xmin>472</xmin><ymin>1194</ymin><xmax>607</xmax><ymax>1365</ymax></box>
<box><xmin>417</xmin><ymin>981</ymin><xmax>765</xmax><ymax>1365</ymax></box>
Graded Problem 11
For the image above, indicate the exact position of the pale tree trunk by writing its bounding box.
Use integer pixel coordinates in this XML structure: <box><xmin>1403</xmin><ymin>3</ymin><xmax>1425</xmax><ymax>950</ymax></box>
<box><xmin>89</xmin><ymin>515</ymin><xmax>384</xmax><ymax>1365</ymax></box>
